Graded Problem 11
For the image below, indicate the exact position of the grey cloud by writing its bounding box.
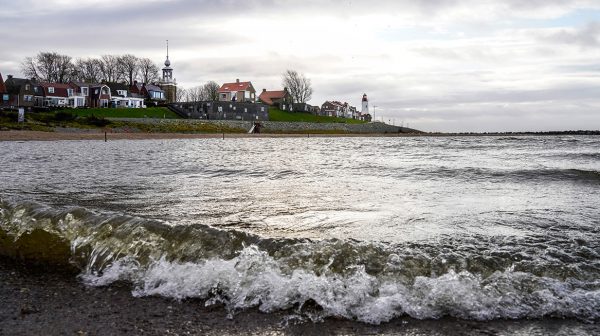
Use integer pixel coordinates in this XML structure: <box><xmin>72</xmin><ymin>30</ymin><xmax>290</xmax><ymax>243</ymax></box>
<box><xmin>540</xmin><ymin>22</ymin><xmax>600</xmax><ymax>48</ymax></box>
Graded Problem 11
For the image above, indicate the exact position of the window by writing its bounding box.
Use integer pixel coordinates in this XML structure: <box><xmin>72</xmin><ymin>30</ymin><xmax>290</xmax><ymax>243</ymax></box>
<box><xmin>24</xmin><ymin>95</ymin><xmax>33</xmax><ymax>102</ymax></box>
<box><xmin>82</xmin><ymin>87</ymin><xmax>89</xmax><ymax>96</ymax></box>
<box><xmin>48</xmin><ymin>87</ymin><xmax>55</xmax><ymax>94</ymax></box>
<box><xmin>244</xmin><ymin>108</ymin><xmax>247</xmax><ymax>113</ymax></box>
<box><xmin>67</xmin><ymin>89</ymin><xmax>73</xmax><ymax>96</ymax></box>
<box><xmin>25</xmin><ymin>84</ymin><xmax>30</xmax><ymax>91</ymax></box>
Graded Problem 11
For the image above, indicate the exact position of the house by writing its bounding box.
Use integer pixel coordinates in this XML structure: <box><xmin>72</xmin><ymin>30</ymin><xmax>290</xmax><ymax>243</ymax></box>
<box><xmin>106</xmin><ymin>82</ymin><xmax>145</xmax><ymax>108</ymax></box>
<box><xmin>321</xmin><ymin>101</ymin><xmax>345</xmax><ymax>117</ymax></box>
<box><xmin>70</xmin><ymin>82</ymin><xmax>93</xmax><ymax>107</ymax></box>
<box><xmin>218</xmin><ymin>79</ymin><xmax>256</xmax><ymax>103</ymax></box>
<box><xmin>0</xmin><ymin>73</ymin><xmax>8</xmax><ymax>107</ymax></box>
<box><xmin>33</xmin><ymin>82</ymin><xmax>84</xmax><ymax>108</ymax></box>
<box><xmin>4</xmin><ymin>75</ymin><xmax>35</xmax><ymax>108</ymax></box>
<box><xmin>292</xmin><ymin>103</ymin><xmax>314</xmax><ymax>113</ymax></box>
<box><xmin>89</xmin><ymin>84</ymin><xmax>112</xmax><ymax>108</ymax></box>
<box><xmin>130</xmin><ymin>81</ymin><xmax>165</xmax><ymax>104</ymax></box>
<box><xmin>258</xmin><ymin>88</ymin><xmax>293</xmax><ymax>111</ymax></box>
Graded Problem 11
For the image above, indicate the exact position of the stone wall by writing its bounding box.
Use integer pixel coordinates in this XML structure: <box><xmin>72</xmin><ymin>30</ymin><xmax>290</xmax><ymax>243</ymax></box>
<box><xmin>111</xmin><ymin>118</ymin><xmax>415</xmax><ymax>134</ymax></box>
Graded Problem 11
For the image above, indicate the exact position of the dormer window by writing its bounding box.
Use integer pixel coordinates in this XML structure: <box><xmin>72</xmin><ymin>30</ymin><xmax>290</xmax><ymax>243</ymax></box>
<box><xmin>82</xmin><ymin>87</ymin><xmax>89</xmax><ymax>96</ymax></box>
<box><xmin>25</xmin><ymin>84</ymin><xmax>30</xmax><ymax>90</ymax></box>
<box><xmin>48</xmin><ymin>87</ymin><xmax>55</xmax><ymax>94</ymax></box>
<box><xmin>67</xmin><ymin>89</ymin><xmax>74</xmax><ymax>96</ymax></box>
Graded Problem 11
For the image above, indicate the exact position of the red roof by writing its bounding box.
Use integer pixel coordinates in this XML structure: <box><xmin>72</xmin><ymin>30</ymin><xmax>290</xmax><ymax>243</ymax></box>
<box><xmin>0</xmin><ymin>73</ymin><xmax>5</xmax><ymax>93</ymax></box>
<box><xmin>258</xmin><ymin>90</ymin><xmax>287</xmax><ymax>105</ymax></box>
<box><xmin>219</xmin><ymin>81</ymin><xmax>253</xmax><ymax>93</ymax></box>
<box><xmin>39</xmin><ymin>82</ymin><xmax>75</xmax><ymax>97</ymax></box>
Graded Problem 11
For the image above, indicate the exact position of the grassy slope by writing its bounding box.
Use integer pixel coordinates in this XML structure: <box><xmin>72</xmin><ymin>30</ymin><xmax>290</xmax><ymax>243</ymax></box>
<box><xmin>268</xmin><ymin>108</ymin><xmax>366</xmax><ymax>124</ymax></box>
<box><xmin>67</xmin><ymin>107</ymin><xmax>180</xmax><ymax>119</ymax></box>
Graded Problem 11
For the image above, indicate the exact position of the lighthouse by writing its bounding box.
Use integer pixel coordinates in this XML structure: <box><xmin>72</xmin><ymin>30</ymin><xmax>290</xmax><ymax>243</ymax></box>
<box><xmin>361</xmin><ymin>93</ymin><xmax>371</xmax><ymax>121</ymax></box>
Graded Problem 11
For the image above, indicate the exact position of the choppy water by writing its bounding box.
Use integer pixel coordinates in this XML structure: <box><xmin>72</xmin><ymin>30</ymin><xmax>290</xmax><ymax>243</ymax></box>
<box><xmin>0</xmin><ymin>136</ymin><xmax>599</xmax><ymax>324</ymax></box>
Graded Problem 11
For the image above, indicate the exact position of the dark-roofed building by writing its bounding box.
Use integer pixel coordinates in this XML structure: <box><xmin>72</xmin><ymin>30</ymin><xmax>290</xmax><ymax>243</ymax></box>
<box><xmin>258</xmin><ymin>88</ymin><xmax>293</xmax><ymax>111</ymax></box>
<box><xmin>218</xmin><ymin>79</ymin><xmax>256</xmax><ymax>103</ymax></box>
<box><xmin>4</xmin><ymin>75</ymin><xmax>35</xmax><ymax>108</ymax></box>
<box><xmin>0</xmin><ymin>73</ymin><xmax>8</xmax><ymax>107</ymax></box>
<box><xmin>130</xmin><ymin>81</ymin><xmax>166</xmax><ymax>104</ymax></box>
<box><xmin>33</xmin><ymin>82</ymin><xmax>81</xmax><ymax>107</ymax></box>
<box><xmin>106</xmin><ymin>82</ymin><xmax>145</xmax><ymax>108</ymax></box>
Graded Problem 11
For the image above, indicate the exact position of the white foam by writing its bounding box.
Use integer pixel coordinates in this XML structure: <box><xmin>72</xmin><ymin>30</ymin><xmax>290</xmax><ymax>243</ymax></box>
<box><xmin>81</xmin><ymin>245</ymin><xmax>600</xmax><ymax>324</ymax></box>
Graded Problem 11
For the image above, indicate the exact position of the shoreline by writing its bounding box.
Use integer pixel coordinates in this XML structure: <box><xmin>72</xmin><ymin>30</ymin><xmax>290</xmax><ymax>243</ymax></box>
<box><xmin>0</xmin><ymin>130</ymin><xmax>421</xmax><ymax>141</ymax></box>
<box><xmin>0</xmin><ymin>129</ymin><xmax>598</xmax><ymax>142</ymax></box>
<box><xmin>1</xmin><ymin>260</ymin><xmax>597</xmax><ymax>336</ymax></box>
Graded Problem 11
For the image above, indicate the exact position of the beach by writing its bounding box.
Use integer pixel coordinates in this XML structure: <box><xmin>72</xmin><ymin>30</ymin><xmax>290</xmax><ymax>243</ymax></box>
<box><xmin>2</xmin><ymin>260</ymin><xmax>597</xmax><ymax>336</ymax></box>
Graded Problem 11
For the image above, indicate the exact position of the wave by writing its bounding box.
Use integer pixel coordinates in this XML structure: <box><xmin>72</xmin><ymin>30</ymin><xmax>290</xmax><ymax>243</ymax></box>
<box><xmin>1</xmin><ymin>199</ymin><xmax>599</xmax><ymax>323</ymax></box>
<box><xmin>424</xmin><ymin>167</ymin><xmax>600</xmax><ymax>184</ymax></box>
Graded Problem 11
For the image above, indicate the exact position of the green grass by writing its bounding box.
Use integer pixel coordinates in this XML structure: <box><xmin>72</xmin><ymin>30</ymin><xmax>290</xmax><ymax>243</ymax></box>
<box><xmin>62</xmin><ymin>107</ymin><xmax>180</xmax><ymax>119</ymax></box>
<box><xmin>268</xmin><ymin>107</ymin><xmax>366</xmax><ymax>124</ymax></box>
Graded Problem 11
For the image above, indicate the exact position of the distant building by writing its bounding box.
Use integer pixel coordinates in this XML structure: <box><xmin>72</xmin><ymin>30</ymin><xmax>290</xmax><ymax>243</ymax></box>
<box><xmin>131</xmin><ymin>81</ymin><xmax>166</xmax><ymax>104</ymax></box>
<box><xmin>361</xmin><ymin>93</ymin><xmax>372</xmax><ymax>122</ymax></box>
<box><xmin>218</xmin><ymin>79</ymin><xmax>256</xmax><ymax>103</ymax></box>
<box><xmin>0</xmin><ymin>73</ymin><xmax>7</xmax><ymax>107</ymax></box>
<box><xmin>158</xmin><ymin>40</ymin><xmax>177</xmax><ymax>104</ymax></box>
<box><xmin>106</xmin><ymin>82</ymin><xmax>145</xmax><ymax>108</ymax></box>
<box><xmin>169</xmin><ymin>101</ymin><xmax>269</xmax><ymax>121</ymax></box>
<box><xmin>321</xmin><ymin>101</ymin><xmax>344</xmax><ymax>117</ymax></box>
<box><xmin>258</xmin><ymin>88</ymin><xmax>293</xmax><ymax>111</ymax></box>
<box><xmin>4</xmin><ymin>75</ymin><xmax>35</xmax><ymax>108</ymax></box>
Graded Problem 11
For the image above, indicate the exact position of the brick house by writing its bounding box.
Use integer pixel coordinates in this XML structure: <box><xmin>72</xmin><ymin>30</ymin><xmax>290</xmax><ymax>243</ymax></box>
<box><xmin>4</xmin><ymin>75</ymin><xmax>35</xmax><ymax>108</ymax></box>
<box><xmin>258</xmin><ymin>88</ymin><xmax>293</xmax><ymax>111</ymax></box>
<box><xmin>218</xmin><ymin>79</ymin><xmax>256</xmax><ymax>103</ymax></box>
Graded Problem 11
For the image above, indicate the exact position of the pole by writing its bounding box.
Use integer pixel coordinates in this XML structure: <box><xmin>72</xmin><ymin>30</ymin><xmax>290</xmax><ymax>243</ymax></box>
<box><xmin>104</xmin><ymin>131</ymin><xmax>107</xmax><ymax>142</ymax></box>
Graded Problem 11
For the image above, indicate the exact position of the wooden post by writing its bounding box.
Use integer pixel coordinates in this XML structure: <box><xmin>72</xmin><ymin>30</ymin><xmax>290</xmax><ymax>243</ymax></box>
<box><xmin>104</xmin><ymin>131</ymin><xmax>107</xmax><ymax>142</ymax></box>
<box><xmin>222</xmin><ymin>132</ymin><xmax>225</xmax><ymax>140</ymax></box>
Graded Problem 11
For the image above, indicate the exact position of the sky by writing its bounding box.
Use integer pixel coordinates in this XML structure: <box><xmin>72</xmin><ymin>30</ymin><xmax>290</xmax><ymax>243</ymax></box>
<box><xmin>1</xmin><ymin>0</ymin><xmax>600</xmax><ymax>132</ymax></box>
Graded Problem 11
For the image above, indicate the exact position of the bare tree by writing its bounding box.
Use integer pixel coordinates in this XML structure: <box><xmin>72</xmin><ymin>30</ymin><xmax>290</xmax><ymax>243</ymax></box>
<box><xmin>203</xmin><ymin>81</ymin><xmax>220</xmax><ymax>101</ymax></box>
<box><xmin>98</xmin><ymin>55</ymin><xmax>122</xmax><ymax>83</ymax></box>
<box><xmin>282</xmin><ymin>69</ymin><xmax>313</xmax><ymax>103</ymax></box>
<box><xmin>73</xmin><ymin>58</ymin><xmax>102</xmax><ymax>83</ymax></box>
<box><xmin>117</xmin><ymin>54</ymin><xmax>140</xmax><ymax>85</ymax></box>
<box><xmin>176</xmin><ymin>87</ymin><xmax>188</xmax><ymax>102</ymax></box>
<box><xmin>186</xmin><ymin>86</ymin><xmax>203</xmax><ymax>102</ymax></box>
<box><xmin>138</xmin><ymin>58</ymin><xmax>160</xmax><ymax>84</ymax></box>
<box><xmin>21</xmin><ymin>51</ymin><xmax>73</xmax><ymax>83</ymax></box>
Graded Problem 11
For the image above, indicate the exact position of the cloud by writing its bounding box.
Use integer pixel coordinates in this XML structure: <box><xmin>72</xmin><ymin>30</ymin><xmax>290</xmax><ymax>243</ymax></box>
<box><xmin>539</xmin><ymin>21</ymin><xmax>600</xmax><ymax>47</ymax></box>
<box><xmin>1</xmin><ymin>0</ymin><xmax>600</xmax><ymax>131</ymax></box>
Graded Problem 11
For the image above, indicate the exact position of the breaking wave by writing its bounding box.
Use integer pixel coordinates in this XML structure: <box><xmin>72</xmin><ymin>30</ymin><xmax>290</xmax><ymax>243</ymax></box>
<box><xmin>1</xmin><ymin>199</ymin><xmax>599</xmax><ymax>324</ymax></box>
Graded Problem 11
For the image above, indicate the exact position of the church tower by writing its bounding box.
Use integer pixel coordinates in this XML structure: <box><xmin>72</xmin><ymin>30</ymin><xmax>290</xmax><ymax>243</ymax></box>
<box><xmin>159</xmin><ymin>40</ymin><xmax>177</xmax><ymax>103</ymax></box>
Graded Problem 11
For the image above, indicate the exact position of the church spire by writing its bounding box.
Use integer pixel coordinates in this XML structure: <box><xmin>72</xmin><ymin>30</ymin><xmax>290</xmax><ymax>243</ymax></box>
<box><xmin>164</xmin><ymin>40</ymin><xmax>171</xmax><ymax>67</ymax></box>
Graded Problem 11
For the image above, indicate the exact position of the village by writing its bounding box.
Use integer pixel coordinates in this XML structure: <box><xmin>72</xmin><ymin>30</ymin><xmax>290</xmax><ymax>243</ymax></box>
<box><xmin>0</xmin><ymin>46</ymin><xmax>374</xmax><ymax>123</ymax></box>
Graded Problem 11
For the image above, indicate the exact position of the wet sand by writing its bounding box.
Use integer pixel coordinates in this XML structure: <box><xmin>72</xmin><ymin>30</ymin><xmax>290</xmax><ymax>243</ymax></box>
<box><xmin>1</xmin><ymin>260</ymin><xmax>597</xmax><ymax>336</ymax></box>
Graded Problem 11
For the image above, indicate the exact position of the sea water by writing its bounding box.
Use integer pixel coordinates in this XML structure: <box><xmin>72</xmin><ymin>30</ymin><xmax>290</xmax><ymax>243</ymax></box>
<box><xmin>0</xmin><ymin>136</ymin><xmax>598</xmax><ymax>324</ymax></box>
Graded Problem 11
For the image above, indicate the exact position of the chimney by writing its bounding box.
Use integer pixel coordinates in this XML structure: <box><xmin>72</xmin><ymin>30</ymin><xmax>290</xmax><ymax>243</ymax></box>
<box><xmin>262</xmin><ymin>88</ymin><xmax>266</xmax><ymax>93</ymax></box>
<box><xmin>7</xmin><ymin>75</ymin><xmax>13</xmax><ymax>79</ymax></box>
<box><xmin>236</xmin><ymin>79</ymin><xmax>240</xmax><ymax>83</ymax></box>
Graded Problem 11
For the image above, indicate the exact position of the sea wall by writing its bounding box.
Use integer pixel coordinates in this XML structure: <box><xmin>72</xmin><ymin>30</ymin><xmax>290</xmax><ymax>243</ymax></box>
<box><xmin>112</xmin><ymin>118</ymin><xmax>411</xmax><ymax>134</ymax></box>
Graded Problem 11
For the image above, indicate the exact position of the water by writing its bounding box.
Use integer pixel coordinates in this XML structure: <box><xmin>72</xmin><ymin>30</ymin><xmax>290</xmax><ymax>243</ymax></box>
<box><xmin>0</xmin><ymin>136</ymin><xmax>599</xmax><ymax>324</ymax></box>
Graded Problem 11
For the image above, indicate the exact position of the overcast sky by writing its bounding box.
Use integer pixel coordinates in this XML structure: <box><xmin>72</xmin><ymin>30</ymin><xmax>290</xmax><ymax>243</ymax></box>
<box><xmin>1</xmin><ymin>0</ymin><xmax>600</xmax><ymax>132</ymax></box>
